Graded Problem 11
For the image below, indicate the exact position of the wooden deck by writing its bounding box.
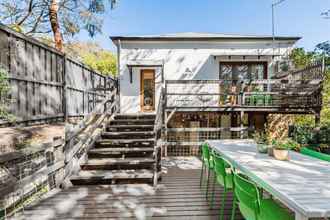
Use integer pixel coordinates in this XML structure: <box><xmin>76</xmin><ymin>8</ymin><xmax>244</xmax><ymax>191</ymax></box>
<box><xmin>12</xmin><ymin>157</ymin><xmax>243</xmax><ymax>220</ymax></box>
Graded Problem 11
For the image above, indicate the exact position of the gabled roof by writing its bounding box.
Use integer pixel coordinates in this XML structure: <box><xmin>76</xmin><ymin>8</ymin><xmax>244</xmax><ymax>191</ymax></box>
<box><xmin>110</xmin><ymin>32</ymin><xmax>301</xmax><ymax>42</ymax></box>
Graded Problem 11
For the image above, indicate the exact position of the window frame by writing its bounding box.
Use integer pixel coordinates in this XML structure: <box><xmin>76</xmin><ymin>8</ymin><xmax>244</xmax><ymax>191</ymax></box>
<box><xmin>219</xmin><ymin>61</ymin><xmax>268</xmax><ymax>80</ymax></box>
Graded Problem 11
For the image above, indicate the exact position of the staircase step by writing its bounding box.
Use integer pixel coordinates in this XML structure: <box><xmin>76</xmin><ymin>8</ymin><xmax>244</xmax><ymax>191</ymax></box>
<box><xmin>114</xmin><ymin>114</ymin><xmax>155</xmax><ymax>120</ymax></box>
<box><xmin>107</xmin><ymin>125</ymin><xmax>154</xmax><ymax>132</ymax></box>
<box><xmin>95</xmin><ymin>139</ymin><xmax>154</xmax><ymax>148</ymax></box>
<box><xmin>70</xmin><ymin>169</ymin><xmax>154</xmax><ymax>185</ymax></box>
<box><xmin>88</xmin><ymin>147</ymin><xmax>154</xmax><ymax>158</ymax></box>
<box><xmin>82</xmin><ymin>158</ymin><xmax>155</xmax><ymax>170</ymax></box>
<box><xmin>109</xmin><ymin>119</ymin><xmax>155</xmax><ymax>126</ymax></box>
<box><xmin>101</xmin><ymin>131</ymin><xmax>154</xmax><ymax>139</ymax></box>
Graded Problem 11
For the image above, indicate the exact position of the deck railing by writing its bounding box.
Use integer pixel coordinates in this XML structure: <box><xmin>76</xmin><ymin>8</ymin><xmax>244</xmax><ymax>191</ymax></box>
<box><xmin>165</xmin><ymin>127</ymin><xmax>253</xmax><ymax>156</ymax></box>
<box><xmin>165</xmin><ymin>61</ymin><xmax>325</xmax><ymax>111</ymax></box>
<box><xmin>165</xmin><ymin>78</ymin><xmax>323</xmax><ymax>111</ymax></box>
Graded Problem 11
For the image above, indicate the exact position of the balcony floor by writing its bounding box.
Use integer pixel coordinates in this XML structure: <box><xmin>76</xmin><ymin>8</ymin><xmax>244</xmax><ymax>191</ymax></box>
<box><xmin>13</xmin><ymin>157</ymin><xmax>243</xmax><ymax>220</ymax></box>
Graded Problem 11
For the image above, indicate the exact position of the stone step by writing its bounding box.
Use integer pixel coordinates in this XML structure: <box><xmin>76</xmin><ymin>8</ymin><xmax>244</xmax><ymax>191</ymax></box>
<box><xmin>101</xmin><ymin>131</ymin><xmax>154</xmax><ymax>139</ymax></box>
<box><xmin>88</xmin><ymin>147</ymin><xmax>154</xmax><ymax>158</ymax></box>
<box><xmin>106</xmin><ymin>125</ymin><xmax>154</xmax><ymax>132</ymax></box>
<box><xmin>81</xmin><ymin>158</ymin><xmax>155</xmax><ymax>170</ymax></box>
<box><xmin>114</xmin><ymin>114</ymin><xmax>155</xmax><ymax>120</ymax></box>
<box><xmin>70</xmin><ymin>169</ymin><xmax>154</xmax><ymax>185</ymax></box>
<box><xmin>109</xmin><ymin>119</ymin><xmax>155</xmax><ymax>126</ymax></box>
<box><xmin>95</xmin><ymin>138</ymin><xmax>155</xmax><ymax>148</ymax></box>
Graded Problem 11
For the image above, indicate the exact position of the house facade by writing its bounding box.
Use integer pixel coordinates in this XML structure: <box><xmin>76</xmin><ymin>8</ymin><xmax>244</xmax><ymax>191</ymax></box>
<box><xmin>111</xmin><ymin>32</ymin><xmax>299</xmax><ymax>113</ymax></box>
<box><xmin>111</xmin><ymin>33</ymin><xmax>323</xmax><ymax>156</ymax></box>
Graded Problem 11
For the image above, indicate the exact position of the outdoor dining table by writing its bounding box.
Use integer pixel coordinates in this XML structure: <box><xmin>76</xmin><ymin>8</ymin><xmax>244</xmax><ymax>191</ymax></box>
<box><xmin>206</xmin><ymin>139</ymin><xmax>330</xmax><ymax>220</ymax></box>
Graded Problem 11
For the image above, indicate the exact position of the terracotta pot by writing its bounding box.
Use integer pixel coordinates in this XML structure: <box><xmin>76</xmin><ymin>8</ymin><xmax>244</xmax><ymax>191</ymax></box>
<box><xmin>273</xmin><ymin>148</ymin><xmax>289</xmax><ymax>161</ymax></box>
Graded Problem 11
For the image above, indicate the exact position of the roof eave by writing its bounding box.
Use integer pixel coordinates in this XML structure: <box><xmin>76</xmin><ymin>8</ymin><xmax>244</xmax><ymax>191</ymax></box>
<box><xmin>110</xmin><ymin>36</ymin><xmax>302</xmax><ymax>42</ymax></box>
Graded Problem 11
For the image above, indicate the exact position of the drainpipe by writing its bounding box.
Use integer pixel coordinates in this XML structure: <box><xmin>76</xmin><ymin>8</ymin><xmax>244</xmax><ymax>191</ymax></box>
<box><xmin>117</xmin><ymin>39</ymin><xmax>121</xmax><ymax>113</ymax></box>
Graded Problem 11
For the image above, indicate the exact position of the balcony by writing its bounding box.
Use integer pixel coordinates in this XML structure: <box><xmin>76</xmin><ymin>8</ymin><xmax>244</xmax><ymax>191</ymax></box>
<box><xmin>164</xmin><ymin>62</ymin><xmax>324</xmax><ymax>114</ymax></box>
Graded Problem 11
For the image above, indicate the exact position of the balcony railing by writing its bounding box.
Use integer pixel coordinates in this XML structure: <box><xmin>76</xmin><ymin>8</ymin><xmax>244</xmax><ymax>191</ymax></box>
<box><xmin>165</xmin><ymin>79</ymin><xmax>322</xmax><ymax>110</ymax></box>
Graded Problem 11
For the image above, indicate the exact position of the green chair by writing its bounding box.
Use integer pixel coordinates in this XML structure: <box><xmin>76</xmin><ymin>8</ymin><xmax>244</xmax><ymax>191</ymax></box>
<box><xmin>233</xmin><ymin>172</ymin><xmax>294</xmax><ymax>220</ymax></box>
<box><xmin>255</xmin><ymin>94</ymin><xmax>265</xmax><ymax>106</ymax></box>
<box><xmin>300</xmin><ymin>147</ymin><xmax>330</xmax><ymax>162</ymax></box>
<box><xmin>250</xmin><ymin>95</ymin><xmax>256</xmax><ymax>106</ymax></box>
<box><xmin>264</xmin><ymin>94</ymin><xmax>272</xmax><ymax>106</ymax></box>
<box><xmin>200</xmin><ymin>143</ymin><xmax>214</xmax><ymax>199</ymax></box>
<box><xmin>210</xmin><ymin>152</ymin><xmax>236</xmax><ymax>220</ymax></box>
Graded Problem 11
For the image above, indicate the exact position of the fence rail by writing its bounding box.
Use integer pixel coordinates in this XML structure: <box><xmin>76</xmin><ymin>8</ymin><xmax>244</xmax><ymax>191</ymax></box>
<box><xmin>165</xmin><ymin>127</ymin><xmax>253</xmax><ymax>156</ymax></box>
<box><xmin>0</xmin><ymin>24</ymin><xmax>117</xmax><ymax>126</ymax></box>
<box><xmin>0</xmin><ymin>137</ymin><xmax>65</xmax><ymax>218</ymax></box>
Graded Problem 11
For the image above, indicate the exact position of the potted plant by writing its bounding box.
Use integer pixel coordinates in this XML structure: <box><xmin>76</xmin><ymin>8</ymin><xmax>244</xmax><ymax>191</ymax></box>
<box><xmin>272</xmin><ymin>138</ymin><xmax>299</xmax><ymax>161</ymax></box>
<box><xmin>254</xmin><ymin>131</ymin><xmax>269</xmax><ymax>153</ymax></box>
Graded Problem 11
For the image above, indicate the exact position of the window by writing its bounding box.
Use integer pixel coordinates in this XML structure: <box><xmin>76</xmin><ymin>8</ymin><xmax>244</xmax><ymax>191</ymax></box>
<box><xmin>220</xmin><ymin>62</ymin><xmax>267</xmax><ymax>80</ymax></box>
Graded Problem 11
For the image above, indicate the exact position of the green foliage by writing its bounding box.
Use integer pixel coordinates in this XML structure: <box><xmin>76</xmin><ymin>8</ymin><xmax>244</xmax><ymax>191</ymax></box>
<box><xmin>291</xmin><ymin>125</ymin><xmax>330</xmax><ymax>145</ymax></box>
<box><xmin>290</xmin><ymin>46</ymin><xmax>330</xmax><ymax>126</ymax></box>
<box><xmin>315</xmin><ymin>41</ymin><xmax>330</xmax><ymax>56</ymax></box>
<box><xmin>65</xmin><ymin>42</ymin><xmax>117</xmax><ymax>76</ymax></box>
<box><xmin>0</xmin><ymin>0</ymin><xmax>118</xmax><ymax>39</ymax></box>
<box><xmin>289</xmin><ymin>48</ymin><xmax>316</xmax><ymax>68</ymax></box>
<box><xmin>82</xmin><ymin>51</ymin><xmax>117</xmax><ymax>76</ymax></box>
<box><xmin>272</xmin><ymin>138</ymin><xmax>300</xmax><ymax>151</ymax></box>
<box><xmin>0</xmin><ymin>67</ymin><xmax>13</xmax><ymax>120</ymax></box>
<box><xmin>254</xmin><ymin>131</ymin><xmax>268</xmax><ymax>144</ymax></box>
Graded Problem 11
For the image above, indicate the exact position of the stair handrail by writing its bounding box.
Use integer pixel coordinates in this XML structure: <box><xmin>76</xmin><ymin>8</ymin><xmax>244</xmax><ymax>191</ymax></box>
<box><xmin>63</xmin><ymin>77</ymin><xmax>119</xmax><ymax>183</ymax></box>
<box><xmin>153</xmin><ymin>86</ymin><xmax>164</xmax><ymax>186</ymax></box>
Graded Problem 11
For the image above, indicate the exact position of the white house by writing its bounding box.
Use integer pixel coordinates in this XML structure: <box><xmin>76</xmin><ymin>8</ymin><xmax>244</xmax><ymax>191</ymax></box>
<box><xmin>111</xmin><ymin>32</ymin><xmax>300</xmax><ymax>114</ymax></box>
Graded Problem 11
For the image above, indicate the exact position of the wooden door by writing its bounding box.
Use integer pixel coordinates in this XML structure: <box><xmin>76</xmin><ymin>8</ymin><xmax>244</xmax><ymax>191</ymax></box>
<box><xmin>140</xmin><ymin>69</ymin><xmax>155</xmax><ymax>112</ymax></box>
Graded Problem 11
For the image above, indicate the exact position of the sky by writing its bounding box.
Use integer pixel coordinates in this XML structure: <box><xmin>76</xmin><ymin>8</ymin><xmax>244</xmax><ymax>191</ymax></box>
<box><xmin>76</xmin><ymin>0</ymin><xmax>330</xmax><ymax>52</ymax></box>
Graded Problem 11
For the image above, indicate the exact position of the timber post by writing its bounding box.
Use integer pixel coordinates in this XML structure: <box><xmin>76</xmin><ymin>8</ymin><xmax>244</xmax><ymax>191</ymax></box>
<box><xmin>62</xmin><ymin>54</ymin><xmax>67</xmax><ymax>122</ymax></box>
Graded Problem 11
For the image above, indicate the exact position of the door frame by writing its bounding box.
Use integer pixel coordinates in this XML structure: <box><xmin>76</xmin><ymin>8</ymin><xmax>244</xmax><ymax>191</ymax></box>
<box><xmin>140</xmin><ymin>69</ymin><xmax>156</xmax><ymax>112</ymax></box>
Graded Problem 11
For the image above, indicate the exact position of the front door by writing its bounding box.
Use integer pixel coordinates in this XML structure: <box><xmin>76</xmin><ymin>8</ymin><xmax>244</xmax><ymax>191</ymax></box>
<box><xmin>140</xmin><ymin>69</ymin><xmax>155</xmax><ymax>112</ymax></box>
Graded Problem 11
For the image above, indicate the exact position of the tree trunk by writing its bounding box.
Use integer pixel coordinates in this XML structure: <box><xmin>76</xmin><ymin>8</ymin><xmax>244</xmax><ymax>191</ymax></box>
<box><xmin>49</xmin><ymin>0</ymin><xmax>63</xmax><ymax>51</ymax></box>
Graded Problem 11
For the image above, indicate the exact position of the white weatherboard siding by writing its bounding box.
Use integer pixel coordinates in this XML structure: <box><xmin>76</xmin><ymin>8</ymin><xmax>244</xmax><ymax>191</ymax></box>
<box><xmin>119</xmin><ymin>40</ymin><xmax>295</xmax><ymax>113</ymax></box>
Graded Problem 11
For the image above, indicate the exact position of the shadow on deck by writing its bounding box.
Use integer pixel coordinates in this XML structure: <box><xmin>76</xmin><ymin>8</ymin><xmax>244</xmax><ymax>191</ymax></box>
<box><xmin>12</xmin><ymin>157</ymin><xmax>243</xmax><ymax>220</ymax></box>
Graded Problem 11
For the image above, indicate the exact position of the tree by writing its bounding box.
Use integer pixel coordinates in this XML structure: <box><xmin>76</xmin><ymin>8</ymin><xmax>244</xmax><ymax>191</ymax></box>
<box><xmin>321</xmin><ymin>9</ymin><xmax>330</xmax><ymax>19</ymax></box>
<box><xmin>315</xmin><ymin>41</ymin><xmax>330</xmax><ymax>57</ymax></box>
<box><xmin>289</xmin><ymin>48</ymin><xmax>316</xmax><ymax>68</ymax></box>
<box><xmin>0</xmin><ymin>0</ymin><xmax>118</xmax><ymax>51</ymax></box>
<box><xmin>65</xmin><ymin>42</ymin><xmax>117</xmax><ymax>76</ymax></box>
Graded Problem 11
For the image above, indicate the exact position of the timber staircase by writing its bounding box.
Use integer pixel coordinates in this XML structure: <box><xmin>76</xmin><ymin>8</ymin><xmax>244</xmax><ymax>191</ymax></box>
<box><xmin>70</xmin><ymin>114</ymin><xmax>160</xmax><ymax>185</ymax></box>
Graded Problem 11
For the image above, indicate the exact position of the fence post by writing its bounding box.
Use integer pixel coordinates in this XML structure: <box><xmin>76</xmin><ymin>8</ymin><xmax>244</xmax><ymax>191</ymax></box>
<box><xmin>62</xmin><ymin>54</ymin><xmax>67</xmax><ymax>121</ymax></box>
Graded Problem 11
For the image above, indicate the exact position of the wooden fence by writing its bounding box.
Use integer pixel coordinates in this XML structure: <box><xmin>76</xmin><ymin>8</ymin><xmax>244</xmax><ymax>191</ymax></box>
<box><xmin>0</xmin><ymin>24</ymin><xmax>117</xmax><ymax>126</ymax></box>
<box><xmin>0</xmin><ymin>137</ymin><xmax>65</xmax><ymax>218</ymax></box>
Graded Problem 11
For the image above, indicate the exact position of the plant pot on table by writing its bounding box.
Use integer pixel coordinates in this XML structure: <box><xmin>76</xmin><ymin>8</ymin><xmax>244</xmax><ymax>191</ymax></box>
<box><xmin>257</xmin><ymin>143</ymin><xmax>269</xmax><ymax>153</ymax></box>
<box><xmin>273</xmin><ymin>148</ymin><xmax>290</xmax><ymax>161</ymax></box>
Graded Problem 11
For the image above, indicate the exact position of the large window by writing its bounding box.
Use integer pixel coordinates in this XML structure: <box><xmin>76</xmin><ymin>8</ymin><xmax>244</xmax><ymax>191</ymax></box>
<box><xmin>220</xmin><ymin>62</ymin><xmax>267</xmax><ymax>81</ymax></box>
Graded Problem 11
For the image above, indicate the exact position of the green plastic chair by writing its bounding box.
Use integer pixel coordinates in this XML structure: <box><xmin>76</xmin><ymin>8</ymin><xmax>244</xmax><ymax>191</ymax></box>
<box><xmin>233</xmin><ymin>172</ymin><xmax>294</xmax><ymax>220</ymax></box>
<box><xmin>300</xmin><ymin>147</ymin><xmax>330</xmax><ymax>162</ymax></box>
<box><xmin>264</xmin><ymin>95</ymin><xmax>272</xmax><ymax>106</ymax></box>
<box><xmin>250</xmin><ymin>95</ymin><xmax>256</xmax><ymax>106</ymax></box>
<box><xmin>210</xmin><ymin>152</ymin><xmax>236</xmax><ymax>220</ymax></box>
<box><xmin>255</xmin><ymin>94</ymin><xmax>265</xmax><ymax>106</ymax></box>
<box><xmin>200</xmin><ymin>143</ymin><xmax>214</xmax><ymax>199</ymax></box>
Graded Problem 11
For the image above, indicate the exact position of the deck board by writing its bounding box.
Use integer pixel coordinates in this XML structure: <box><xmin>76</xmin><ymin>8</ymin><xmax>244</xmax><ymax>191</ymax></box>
<box><xmin>12</xmin><ymin>158</ymin><xmax>243</xmax><ymax>220</ymax></box>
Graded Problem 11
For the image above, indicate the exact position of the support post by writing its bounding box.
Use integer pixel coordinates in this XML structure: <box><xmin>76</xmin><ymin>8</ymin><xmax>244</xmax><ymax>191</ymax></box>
<box><xmin>62</xmin><ymin>54</ymin><xmax>67</xmax><ymax>121</ymax></box>
<box><xmin>240</xmin><ymin>111</ymin><xmax>244</xmax><ymax>139</ymax></box>
<box><xmin>315</xmin><ymin>111</ymin><xmax>321</xmax><ymax>127</ymax></box>
<box><xmin>164</xmin><ymin>111</ymin><xmax>168</xmax><ymax>157</ymax></box>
